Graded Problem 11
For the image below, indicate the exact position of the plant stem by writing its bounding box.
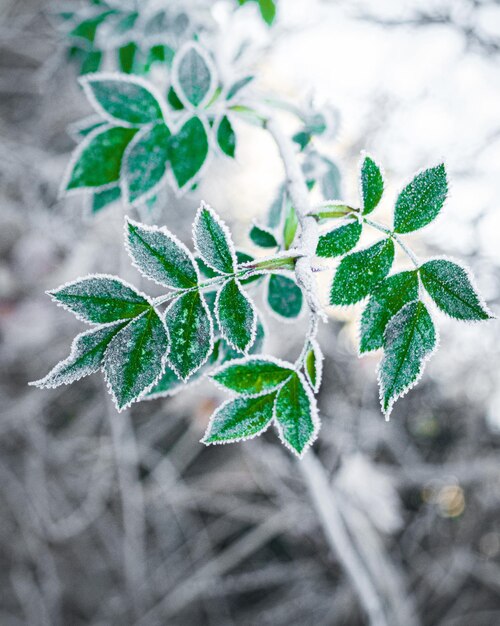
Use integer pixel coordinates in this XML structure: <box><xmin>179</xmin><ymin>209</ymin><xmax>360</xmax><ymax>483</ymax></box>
<box><xmin>363</xmin><ymin>218</ymin><xmax>420</xmax><ymax>268</ymax></box>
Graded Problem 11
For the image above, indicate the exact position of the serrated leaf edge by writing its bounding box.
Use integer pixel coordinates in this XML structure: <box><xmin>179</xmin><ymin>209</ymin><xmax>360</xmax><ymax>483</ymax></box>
<box><xmin>358</xmin><ymin>150</ymin><xmax>385</xmax><ymax>215</ymax></box>
<box><xmin>214</xmin><ymin>278</ymin><xmax>257</xmax><ymax>354</ymax></box>
<box><xmin>192</xmin><ymin>200</ymin><xmax>238</xmax><ymax>275</ymax></box>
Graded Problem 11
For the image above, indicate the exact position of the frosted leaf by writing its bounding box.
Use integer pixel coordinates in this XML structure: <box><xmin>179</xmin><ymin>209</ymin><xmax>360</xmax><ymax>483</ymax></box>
<box><xmin>267</xmin><ymin>274</ymin><xmax>303</xmax><ymax>320</ymax></box>
<box><xmin>121</xmin><ymin>122</ymin><xmax>170</xmax><ymax>205</ymax></box>
<box><xmin>92</xmin><ymin>186</ymin><xmax>121</xmax><ymax>213</ymax></box>
<box><xmin>164</xmin><ymin>290</ymin><xmax>214</xmax><ymax>381</ymax></box>
<box><xmin>379</xmin><ymin>300</ymin><xmax>437</xmax><ymax>418</ymax></box>
<box><xmin>394</xmin><ymin>164</ymin><xmax>448</xmax><ymax>234</ymax></box>
<box><xmin>193</xmin><ymin>202</ymin><xmax>237</xmax><ymax>275</ymax></box>
<box><xmin>125</xmin><ymin>219</ymin><xmax>198</xmax><ymax>290</ymax></box>
<box><xmin>282</xmin><ymin>202</ymin><xmax>298</xmax><ymax>250</ymax></box>
<box><xmin>249</xmin><ymin>223</ymin><xmax>278</xmax><ymax>248</ymax></box>
<box><xmin>217</xmin><ymin>115</ymin><xmax>236</xmax><ymax>158</ymax></box>
<box><xmin>360</xmin><ymin>270</ymin><xmax>419</xmax><ymax>353</ymax></box>
<box><xmin>420</xmin><ymin>258</ymin><xmax>493</xmax><ymax>321</ymax></box>
<box><xmin>226</xmin><ymin>76</ymin><xmax>254</xmax><ymax>101</ymax></box>
<box><xmin>103</xmin><ymin>309</ymin><xmax>169</xmax><ymax>411</ymax></box>
<box><xmin>360</xmin><ymin>153</ymin><xmax>384</xmax><ymax>215</ymax></box>
<box><xmin>63</xmin><ymin>126</ymin><xmax>137</xmax><ymax>193</ymax></box>
<box><xmin>48</xmin><ymin>274</ymin><xmax>150</xmax><ymax>324</ymax></box>
<box><xmin>304</xmin><ymin>339</ymin><xmax>323</xmax><ymax>393</ymax></box>
<box><xmin>68</xmin><ymin>114</ymin><xmax>106</xmax><ymax>141</ymax></box>
<box><xmin>80</xmin><ymin>73</ymin><xmax>165</xmax><ymax>126</ymax></box>
<box><xmin>168</xmin><ymin>116</ymin><xmax>209</xmax><ymax>191</ymax></box>
<box><xmin>172</xmin><ymin>42</ymin><xmax>217</xmax><ymax>109</ymax></box>
<box><xmin>215</xmin><ymin>279</ymin><xmax>256</xmax><ymax>354</ymax></box>
<box><xmin>30</xmin><ymin>321</ymin><xmax>127</xmax><ymax>389</ymax></box>
<box><xmin>330</xmin><ymin>238</ymin><xmax>395</xmax><ymax>306</ymax></box>
<box><xmin>274</xmin><ymin>372</ymin><xmax>319</xmax><ymax>457</ymax></box>
<box><xmin>211</xmin><ymin>356</ymin><xmax>293</xmax><ymax>396</ymax></box>
<box><xmin>202</xmin><ymin>393</ymin><xmax>276</xmax><ymax>445</ymax></box>
<box><xmin>316</xmin><ymin>219</ymin><xmax>362</xmax><ymax>258</ymax></box>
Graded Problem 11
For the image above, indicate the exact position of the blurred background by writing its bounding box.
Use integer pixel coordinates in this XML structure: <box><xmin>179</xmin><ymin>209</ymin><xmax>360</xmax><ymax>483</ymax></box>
<box><xmin>1</xmin><ymin>0</ymin><xmax>500</xmax><ymax>624</ymax></box>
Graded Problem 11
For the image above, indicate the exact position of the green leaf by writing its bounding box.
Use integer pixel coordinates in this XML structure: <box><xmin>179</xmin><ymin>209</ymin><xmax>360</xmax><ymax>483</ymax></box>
<box><xmin>316</xmin><ymin>220</ymin><xmax>362</xmax><ymax>258</ymax></box>
<box><xmin>80</xmin><ymin>49</ymin><xmax>102</xmax><ymax>74</ymax></box>
<box><xmin>118</xmin><ymin>42</ymin><xmax>137</xmax><ymax>73</ymax></box>
<box><xmin>360</xmin><ymin>154</ymin><xmax>384</xmax><ymax>215</ymax></box>
<box><xmin>394</xmin><ymin>164</ymin><xmax>448</xmax><ymax>233</ymax></box>
<box><xmin>202</xmin><ymin>393</ymin><xmax>276</xmax><ymax>445</ymax></box>
<box><xmin>126</xmin><ymin>219</ymin><xmax>198</xmax><ymax>289</ymax></box>
<box><xmin>258</xmin><ymin>0</ymin><xmax>277</xmax><ymax>25</ymax></box>
<box><xmin>420</xmin><ymin>259</ymin><xmax>492</xmax><ymax>320</ymax></box>
<box><xmin>68</xmin><ymin>115</ymin><xmax>106</xmax><ymax>141</ymax></box>
<box><xmin>30</xmin><ymin>321</ymin><xmax>127</xmax><ymax>389</ymax></box>
<box><xmin>173</xmin><ymin>42</ymin><xmax>216</xmax><ymax>108</ymax></box>
<box><xmin>193</xmin><ymin>202</ymin><xmax>236</xmax><ymax>274</ymax></box>
<box><xmin>330</xmin><ymin>238</ymin><xmax>395</xmax><ymax>305</ymax></box>
<box><xmin>360</xmin><ymin>270</ymin><xmax>419</xmax><ymax>354</ymax></box>
<box><xmin>211</xmin><ymin>356</ymin><xmax>293</xmax><ymax>395</ymax></box>
<box><xmin>168</xmin><ymin>116</ymin><xmax>209</xmax><ymax>190</ymax></box>
<box><xmin>144</xmin><ymin>365</ymin><xmax>184</xmax><ymax>399</ymax></box>
<box><xmin>217</xmin><ymin>115</ymin><xmax>236</xmax><ymax>158</ymax></box>
<box><xmin>70</xmin><ymin>11</ymin><xmax>115</xmax><ymax>44</ymax></box>
<box><xmin>103</xmin><ymin>309</ymin><xmax>169</xmax><ymax>410</ymax></box>
<box><xmin>304</xmin><ymin>340</ymin><xmax>323</xmax><ymax>393</ymax></box>
<box><xmin>249</xmin><ymin>223</ymin><xmax>278</xmax><ymax>248</ymax></box>
<box><xmin>122</xmin><ymin>122</ymin><xmax>171</xmax><ymax>204</ymax></box>
<box><xmin>65</xmin><ymin>126</ymin><xmax>137</xmax><ymax>192</ymax></box>
<box><xmin>283</xmin><ymin>200</ymin><xmax>298</xmax><ymax>249</ymax></box>
<box><xmin>215</xmin><ymin>279</ymin><xmax>256</xmax><ymax>353</ymax></box>
<box><xmin>379</xmin><ymin>300</ymin><xmax>436</xmax><ymax>418</ymax></box>
<box><xmin>164</xmin><ymin>291</ymin><xmax>213</xmax><ymax>381</ymax></box>
<box><xmin>274</xmin><ymin>372</ymin><xmax>318</xmax><ymax>457</ymax></box>
<box><xmin>167</xmin><ymin>86</ymin><xmax>185</xmax><ymax>110</ymax></box>
<box><xmin>226</xmin><ymin>75</ymin><xmax>254</xmax><ymax>100</ymax></box>
<box><xmin>92</xmin><ymin>185</ymin><xmax>121</xmax><ymax>213</ymax></box>
<box><xmin>49</xmin><ymin>275</ymin><xmax>150</xmax><ymax>324</ymax></box>
<box><xmin>80</xmin><ymin>74</ymin><xmax>164</xmax><ymax>126</ymax></box>
<box><xmin>267</xmin><ymin>274</ymin><xmax>303</xmax><ymax>319</ymax></box>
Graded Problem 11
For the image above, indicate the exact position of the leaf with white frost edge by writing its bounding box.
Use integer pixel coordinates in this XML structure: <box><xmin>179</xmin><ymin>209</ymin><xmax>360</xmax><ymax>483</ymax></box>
<box><xmin>202</xmin><ymin>393</ymin><xmax>277</xmax><ymax>446</ymax></box>
<box><xmin>30</xmin><ymin>321</ymin><xmax>128</xmax><ymax>389</ymax></box>
<box><xmin>171</xmin><ymin>42</ymin><xmax>217</xmax><ymax>109</ymax></box>
<box><xmin>274</xmin><ymin>371</ymin><xmax>319</xmax><ymax>457</ymax></box>
<box><xmin>167</xmin><ymin>115</ymin><xmax>210</xmax><ymax>193</ymax></box>
<box><xmin>121</xmin><ymin>122</ymin><xmax>171</xmax><ymax>205</ymax></box>
<box><xmin>48</xmin><ymin>274</ymin><xmax>151</xmax><ymax>324</ymax></box>
<box><xmin>330</xmin><ymin>238</ymin><xmax>395</xmax><ymax>306</ymax></box>
<box><xmin>103</xmin><ymin>309</ymin><xmax>169</xmax><ymax>411</ymax></box>
<box><xmin>419</xmin><ymin>258</ymin><xmax>493</xmax><ymax>321</ymax></box>
<box><xmin>164</xmin><ymin>290</ymin><xmax>214</xmax><ymax>381</ymax></box>
<box><xmin>316</xmin><ymin>219</ymin><xmax>362</xmax><ymax>258</ymax></box>
<box><xmin>378</xmin><ymin>300</ymin><xmax>437</xmax><ymax>420</ymax></box>
<box><xmin>79</xmin><ymin>73</ymin><xmax>167</xmax><ymax>127</ymax></box>
<box><xmin>125</xmin><ymin>218</ymin><xmax>199</xmax><ymax>290</ymax></box>
<box><xmin>61</xmin><ymin>126</ymin><xmax>138</xmax><ymax>196</ymax></box>
<box><xmin>211</xmin><ymin>356</ymin><xmax>294</xmax><ymax>396</ymax></box>
<box><xmin>304</xmin><ymin>340</ymin><xmax>323</xmax><ymax>393</ymax></box>
<box><xmin>215</xmin><ymin>279</ymin><xmax>256</xmax><ymax>354</ymax></box>
<box><xmin>249</xmin><ymin>222</ymin><xmax>278</xmax><ymax>248</ymax></box>
<box><xmin>217</xmin><ymin>115</ymin><xmax>236</xmax><ymax>158</ymax></box>
<box><xmin>266</xmin><ymin>273</ymin><xmax>303</xmax><ymax>321</ymax></box>
<box><xmin>359</xmin><ymin>152</ymin><xmax>384</xmax><ymax>216</ymax></box>
<box><xmin>193</xmin><ymin>202</ymin><xmax>237</xmax><ymax>275</ymax></box>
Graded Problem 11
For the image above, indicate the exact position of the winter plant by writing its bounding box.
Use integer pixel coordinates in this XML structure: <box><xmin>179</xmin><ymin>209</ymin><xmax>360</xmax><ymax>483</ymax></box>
<box><xmin>32</xmin><ymin>1</ymin><xmax>493</xmax><ymax>458</ymax></box>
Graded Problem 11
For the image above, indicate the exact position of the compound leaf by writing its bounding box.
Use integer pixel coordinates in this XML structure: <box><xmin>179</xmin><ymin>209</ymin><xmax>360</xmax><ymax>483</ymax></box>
<box><xmin>168</xmin><ymin>116</ymin><xmax>209</xmax><ymax>190</ymax></box>
<box><xmin>104</xmin><ymin>309</ymin><xmax>169</xmax><ymax>410</ymax></box>
<box><xmin>126</xmin><ymin>219</ymin><xmax>198</xmax><ymax>289</ymax></box>
<box><xmin>360</xmin><ymin>154</ymin><xmax>384</xmax><ymax>215</ymax></box>
<box><xmin>122</xmin><ymin>122</ymin><xmax>171</xmax><ymax>204</ymax></box>
<box><xmin>394</xmin><ymin>164</ymin><xmax>447</xmax><ymax>234</ymax></box>
<box><xmin>173</xmin><ymin>42</ymin><xmax>216</xmax><ymax>108</ymax></box>
<box><xmin>360</xmin><ymin>270</ymin><xmax>419</xmax><ymax>353</ymax></box>
<box><xmin>330</xmin><ymin>238</ymin><xmax>395</xmax><ymax>305</ymax></box>
<box><xmin>193</xmin><ymin>202</ymin><xmax>236</xmax><ymax>274</ymax></box>
<box><xmin>212</xmin><ymin>357</ymin><xmax>292</xmax><ymax>395</ymax></box>
<box><xmin>420</xmin><ymin>259</ymin><xmax>492</xmax><ymax>320</ymax></box>
<box><xmin>164</xmin><ymin>291</ymin><xmax>213</xmax><ymax>381</ymax></box>
<box><xmin>81</xmin><ymin>74</ymin><xmax>164</xmax><ymax>126</ymax></box>
<box><xmin>65</xmin><ymin>126</ymin><xmax>137</xmax><ymax>192</ymax></box>
<box><xmin>316</xmin><ymin>220</ymin><xmax>362</xmax><ymax>258</ymax></box>
<box><xmin>217</xmin><ymin>115</ymin><xmax>236</xmax><ymax>158</ymax></box>
<box><xmin>48</xmin><ymin>275</ymin><xmax>150</xmax><ymax>324</ymax></box>
<box><xmin>30</xmin><ymin>321</ymin><xmax>127</xmax><ymax>389</ymax></box>
<box><xmin>267</xmin><ymin>274</ymin><xmax>303</xmax><ymax>319</ymax></box>
<box><xmin>274</xmin><ymin>372</ymin><xmax>318</xmax><ymax>457</ymax></box>
<box><xmin>379</xmin><ymin>300</ymin><xmax>436</xmax><ymax>418</ymax></box>
<box><xmin>202</xmin><ymin>393</ymin><xmax>276</xmax><ymax>445</ymax></box>
<box><xmin>216</xmin><ymin>279</ymin><xmax>256</xmax><ymax>353</ymax></box>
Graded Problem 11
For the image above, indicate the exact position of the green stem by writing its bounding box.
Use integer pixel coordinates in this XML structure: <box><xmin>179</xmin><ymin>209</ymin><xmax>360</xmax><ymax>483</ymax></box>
<box><xmin>363</xmin><ymin>218</ymin><xmax>419</xmax><ymax>268</ymax></box>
